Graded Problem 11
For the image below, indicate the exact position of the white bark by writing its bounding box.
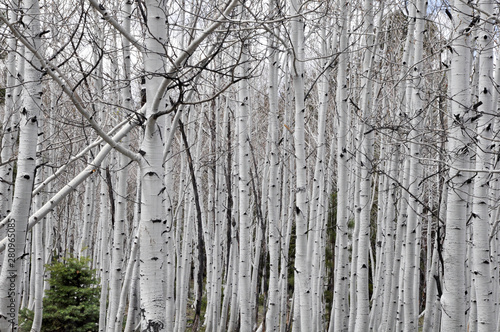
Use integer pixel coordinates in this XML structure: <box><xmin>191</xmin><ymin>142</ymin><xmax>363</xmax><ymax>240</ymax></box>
<box><xmin>354</xmin><ymin>1</ymin><xmax>375</xmax><ymax>330</ymax></box>
<box><xmin>124</xmin><ymin>174</ymin><xmax>142</xmax><ymax>332</ymax></box>
<box><xmin>278</xmin><ymin>57</ymin><xmax>294</xmax><ymax>332</ymax></box>
<box><xmin>265</xmin><ymin>4</ymin><xmax>281</xmax><ymax>328</ymax></box>
<box><xmin>108</xmin><ymin>137</ymin><xmax>129</xmax><ymax>332</ymax></box>
<box><xmin>237</xmin><ymin>36</ymin><xmax>254</xmax><ymax>331</ymax></box>
<box><xmin>308</xmin><ymin>19</ymin><xmax>332</xmax><ymax>331</ymax></box>
<box><xmin>29</xmin><ymin>114</ymin><xmax>45</xmax><ymax>332</ymax></box>
<box><xmin>471</xmin><ymin>0</ymin><xmax>495</xmax><ymax>329</ymax></box>
<box><xmin>377</xmin><ymin>146</ymin><xmax>399</xmax><ymax>331</ymax></box>
<box><xmin>98</xmin><ymin>161</ymin><xmax>111</xmax><ymax>332</ymax></box>
<box><xmin>0</xmin><ymin>1</ymin><xmax>18</xmax><ymax>236</ymax></box>
<box><xmin>78</xmin><ymin>165</ymin><xmax>95</xmax><ymax>258</ymax></box>
<box><xmin>331</xmin><ymin>0</ymin><xmax>349</xmax><ymax>329</ymax></box>
<box><xmin>385</xmin><ymin>155</ymin><xmax>410</xmax><ymax>331</ymax></box>
<box><xmin>348</xmin><ymin>123</ymin><xmax>363</xmax><ymax>332</ymax></box>
<box><xmin>441</xmin><ymin>0</ymin><xmax>473</xmax><ymax>330</ymax></box>
<box><xmin>137</xmin><ymin>0</ymin><xmax>169</xmax><ymax>329</ymax></box>
<box><xmin>0</xmin><ymin>0</ymin><xmax>42</xmax><ymax>328</ymax></box>
<box><xmin>422</xmin><ymin>234</ymin><xmax>440</xmax><ymax>332</ymax></box>
<box><xmin>402</xmin><ymin>1</ymin><xmax>426</xmax><ymax>329</ymax></box>
<box><xmin>228</xmin><ymin>123</ymin><xmax>241</xmax><ymax>331</ymax></box>
<box><xmin>289</xmin><ymin>0</ymin><xmax>312</xmax><ymax>329</ymax></box>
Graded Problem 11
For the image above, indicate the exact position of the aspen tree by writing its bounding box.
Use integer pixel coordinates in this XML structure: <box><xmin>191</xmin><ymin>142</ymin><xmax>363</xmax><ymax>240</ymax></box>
<box><xmin>331</xmin><ymin>0</ymin><xmax>350</xmax><ymax>329</ymax></box>
<box><xmin>441</xmin><ymin>0</ymin><xmax>473</xmax><ymax>330</ymax></box>
<box><xmin>377</xmin><ymin>146</ymin><xmax>400</xmax><ymax>331</ymax></box>
<box><xmin>278</xmin><ymin>57</ymin><xmax>294</xmax><ymax>332</ymax></box>
<box><xmin>289</xmin><ymin>0</ymin><xmax>312</xmax><ymax>329</ymax></box>
<box><xmin>236</xmin><ymin>34</ymin><xmax>254</xmax><ymax>332</ymax></box>
<box><xmin>369</xmin><ymin>146</ymin><xmax>390</xmax><ymax>330</ymax></box>
<box><xmin>124</xmin><ymin>176</ymin><xmax>141</xmax><ymax>332</ymax></box>
<box><xmin>348</xmin><ymin>121</ymin><xmax>363</xmax><ymax>332</ymax></box>
<box><xmin>0</xmin><ymin>3</ymin><xmax>18</xmax><ymax>253</ymax></box>
<box><xmin>354</xmin><ymin>0</ymin><xmax>376</xmax><ymax>330</ymax></box>
<box><xmin>112</xmin><ymin>2</ymin><xmax>136</xmax><ymax>327</ymax></box>
<box><xmin>490</xmin><ymin>46</ymin><xmax>500</xmax><ymax>330</ymax></box>
<box><xmin>205</xmin><ymin>95</ymin><xmax>225</xmax><ymax>332</ymax></box>
<box><xmin>422</xmin><ymin>234</ymin><xmax>440</xmax><ymax>331</ymax></box>
<box><xmin>265</xmin><ymin>1</ymin><xmax>281</xmax><ymax>328</ymax></box>
<box><xmin>78</xmin><ymin>165</ymin><xmax>95</xmax><ymax>258</ymax></box>
<box><xmin>107</xmin><ymin>137</ymin><xmax>129</xmax><ymax>332</ymax></box>
<box><xmin>98</xmin><ymin>161</ymin><xmax>111</xmax><ymax>332</ymax></box>
<box><xmin>402</xmin><ymin>0</ymin><xmax>427</xmax><ymax>329</ymax></box>
<box><xmin>29</xmin><ymin>118</ymin><xmax>45</xmax><ymax>332</ymax></box>
<box><xmin>470</xmin><ymin>0</ymin><xmax>496</xmax><ymax>329</ymax></box>
<box><xmin>136</xmin><ymin>0</ymin><xmax>170</xmax><ymax>328</ymax></box>
<box><xmin>107</xmin><ymin>2</ymin><xmax>135</xmax><ymax>326</ymax></box>
<box><xmin>0</xmin><ymin>0</ymin><xmax>42</xmax><ymax>328</ymax></box>
<box><xmin>308</xmin><ymin>18</ymin><xmax>333</xmax><ymax>331</ymax></box>
<box><xmin>228</xmin><ymin>120</ymin><xmax>241</xmax><ymax>332</ymax></box>
<box><xmin>174</xmin><ymin>116</ymin><xmax>194</xmax><ymax>332</ymax></box>
<box><xmin>218</xmin><ymin>100</ymin><xmax>234</xmax><ymax>332</ymax></box>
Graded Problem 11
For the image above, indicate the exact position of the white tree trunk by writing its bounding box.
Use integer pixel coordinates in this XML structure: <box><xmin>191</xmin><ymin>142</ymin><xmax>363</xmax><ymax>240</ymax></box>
<box><xmin>98</xmin><ymin>160</ymin><xmax>111</xmax><ymax>332</ymax></box>
<box><xmin>354</xmin><ymin>1</ymin><xmax>375</xmax><ymax>330</ymax></box>
<box><xmin>0</xmin><ymin>4</ymin><xmax>19</xmax><ymax>271</ymax></box>
<box><xmin>289</xmin><ymin>0</ymin><xmax>312</xmax><ymax>329</ymax></box>
<box><xmin>237</xmin><ymin>36</ymin><xmax>254</xmax><ymax>331</ymax></box>
<box><xmin>265</xmin><ymin>4</ymin><xmax>281</xmax><ymax>329</ymax></box>
<box><xmin>377</xmin><ymin>146</ymin><xmax>399</xmax><ymax>331</ymax></box>
<box><xmin>30</xmin><ymin>117</ymin><xmax>45</xmax><ymax>332</ymax></box>
<box><xmin>471</xmin><ymin>0</ymin><xmax>495</xmax><ymax>329</ymax></box>
<box><xmin>441</xmin><ymin>0</ymin><xmax>473</xmax><ymax>330</ymax></box>
<box><xmin>331</xmin><ymin>0</ymin><xmax>349</xmax><ymax>329</ymax></box>
<box><xmin>137</xmin><ymin>1</ymin><xmax>168</xmax><ymax>330</ymax></box>
<box><xmin>0</xmin><ymin>0</ymin><xmax>42</xmax><ymax>328</ymax></box>
<box><xmin>402</xmin><ymin>0</ymin><xmax>426</xmax><ymax>329</ymax></box>
<box><xmin>108</xmin><ymin>137</ymin><xmax>129</xmax><ymax>332</ymax></box>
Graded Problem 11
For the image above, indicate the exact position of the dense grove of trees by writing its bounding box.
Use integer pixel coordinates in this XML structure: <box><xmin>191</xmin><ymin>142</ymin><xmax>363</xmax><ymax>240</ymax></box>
<box><xmin>0</xmin><ymin>0</ymin><xmax>498</xmax><ymax>331</ymax></box>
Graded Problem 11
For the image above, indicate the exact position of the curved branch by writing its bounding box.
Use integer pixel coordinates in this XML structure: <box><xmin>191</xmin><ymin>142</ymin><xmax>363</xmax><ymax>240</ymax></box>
<box><xmin>87</xmin><ymin>0</ymin><xmax>145</xmax><ymax>53</ymax></box>
<box><xmin>149</xmin><ymin>0</ymin><xmax>240</xmax><ymax>115</ymax></box>
<box><xmin>0</xmin><ymin>11</ymin><xmax>141</xmax><ymax>162</ymax></box>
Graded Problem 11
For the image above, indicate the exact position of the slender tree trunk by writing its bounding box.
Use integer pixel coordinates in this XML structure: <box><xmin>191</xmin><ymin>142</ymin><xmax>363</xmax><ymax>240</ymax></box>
<box><xmin>0</xmin><ymin>0</ymin><xmax>42</xmax><ymax>328</ymax></box>
<box><xmin>78</xmin><ymin>165</ymin><xmax>95</xmax><ymax>258</ymax></box>
<box><xmin>471</xmin><ymin>0</ymin><xmax>496</xmax><ymax>329</ymax></box>
<box><xmin>377</xmin><ymin>146</ymin><xmax>399</xmax><ymax>331</ymax></box>
<box><xmin>289</xmin><ymin>0</ymin><xmax>312</xmax><ymax>329</ymax></box>
<box><xmin>265</xmin><ymin>3</ymin><xmax>281</xmax><ymax>328</ymax></box>
<box><xmin>441</xmin><ymin>0</ymin><xmax>473</xmax><ymax>330</ymax></box>
<box><xmin>108</xmin><ymin>138</ymin><xmax>129</xmax><ymax>332</ymax></box>
<box><xmin>237</xmin><ymin>34</ymin><xmax>254</xmax><ymax>331</ymax></box>
<box><xmin>98</xmin><ymin>160</ymin><xmax>111</xmax><ymax>332</ymax></box>
<box><xmin>331</xmin><ymin>0</ymin><xmax>349</xmax><ymax>329</ymax></box>
<box><xmin>30</xmin><ymin>117</ymin><xmax>45</xmax><ymax>332</ymax></box>
<box><xmin>0</xmin><ymin>3</ymin><xmax>19</xmax><ymax>274</ymax></box>
<box><xmin>402</xmin><ymin>0</ymin><xmax>426</xmax><ymax>329</ymax></box>
<box><xmin>354</xmin><ymin>1</ymin><xmax>375</xmax><ymax>330</ymax></box>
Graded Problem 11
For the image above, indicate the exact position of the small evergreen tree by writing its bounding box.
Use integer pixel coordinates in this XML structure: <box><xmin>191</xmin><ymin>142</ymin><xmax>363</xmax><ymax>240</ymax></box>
<box><xmin>20</xmin><ymin>256</ymin><xmax>100</xmax><ymax>332</ymax></box>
